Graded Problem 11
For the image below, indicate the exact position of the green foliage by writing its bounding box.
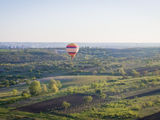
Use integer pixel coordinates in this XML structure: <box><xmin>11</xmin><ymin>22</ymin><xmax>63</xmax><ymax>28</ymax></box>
<box><xmin>42</xmin><ymin>84</ymin><xmax>48</xmax><ymax>93</ymax></box>
<box><xmin>4</xmin><ymin>80</ymin><xmax>10</xmax><ymax>87</ymax></box>
<box><xmin>21</xmin><ymin>90</ymin><xmax>30</xmax><ymax>98</ymax></box>
<box><xmin>130</xmin><ymin>69</ymin><xmax>140</xmax><ymax>77</ymax></box>
<box><xmin>56</xmin><ymin>80</ymin><xmax>62</xmax><ymax>88</ymax></box>
<box><xmin>95</xmin><ymin>89</ymin><xmax>102</xmax><ymax>95</ymax></box>
<box><xmin>83</xmin><ymin>96</ymin><xmax>93</xmax><ymax>103</ymax></box>
<box><xmin>49</xmin><ymin>79</ymin><xmax>57</xmax><ymax>88</ymax></box>
<box><xmin>50</xmin><ymin>84</ymin><xmax>58</xmax><ymax>93</ymax></box>
<box><xmin>91</xmin><ymin>83</ymin><xmax>98</xmax><ymax>89</ymax></box>
<box><xmin>100</xmin><ymin>93</ymin><xmax>106</xmax><ymax>99</ymax></box>
<box><xmin>118</xmin><ymin>68</ymin><xmax>126</xmax><ymax>76</ymax></box>
<box><xmin>131</xmin><ymin>104</ymin><xmax>142</xmax><ymax>111</ymax></box>
<box><xmin>146</xmin><ymin>101</ymin><xmax>153</xmax><ymax>107</ymax></box>
<box><xmin>62</xmin><ymin>101</ymin><xmax>71</xmax><ymax>109</ymax></box>
<box><xmin>2</xmin><ymin>47</ymin><xmax>160</xmax><ymax>119</ymax></box>
<box><xmin>2</xmin><ymin>47</ymin><xmax>160</xmax><ymax>87</ymax></box>
<box><xmin>29</xmin><ymin>80</ymin><xmax>42</xmax><ymax>96</ymax></box>
<box><xmin>25</xmin><ymin>80</ymin><xmax>31</xmax><ymax>85</ymax></box>
<box><xmin>48</xmin><ymin>80</ymin><xmax>59</xmax><ymax>93</ymax></box>
<box><xmin>12</xmin><ymin>89</ymin><xmax>18</xmax><ymax>96</ymax></box>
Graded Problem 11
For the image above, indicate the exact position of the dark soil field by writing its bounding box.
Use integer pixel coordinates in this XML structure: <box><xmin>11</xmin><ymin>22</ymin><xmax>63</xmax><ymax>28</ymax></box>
<box><xmin>125</xmin><ymin>88</ymin><xmax>160</xmax><ymax>99</ymax></box>
<box><xmin>17</xmin><ymin>88</ymin><xmax>160</xmax><ymax>114</ymax></box>
<box><xmin>17</xmin><ymin>93</ymin><xmax>100</xmax><ymax>113</ymax></box>
<box><xmin>139</xmin><ymin>112</ymin><xmax>160</xmax><ymax>120</ymax></box>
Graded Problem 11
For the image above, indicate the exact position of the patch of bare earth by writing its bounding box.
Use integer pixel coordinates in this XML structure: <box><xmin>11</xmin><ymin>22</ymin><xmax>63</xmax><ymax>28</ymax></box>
<box><xmin>17</xmin><ymin>93</ymin><xmax>102</xmax><ymax>113</ymax></box>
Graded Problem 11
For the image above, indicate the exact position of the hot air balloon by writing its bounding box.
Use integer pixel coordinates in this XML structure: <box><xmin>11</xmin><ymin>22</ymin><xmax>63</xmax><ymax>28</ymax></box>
<box><xmin>66</xmin><ymin>43</ymin><xmax>79</xmax><ymax>59</ymax></box>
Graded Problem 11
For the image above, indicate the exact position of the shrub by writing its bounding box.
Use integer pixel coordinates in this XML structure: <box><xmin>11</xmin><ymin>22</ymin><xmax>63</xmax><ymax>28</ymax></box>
<box><xmin>62</xmin><ymin>101</ymin><xmax>70</xmax><ymax>109</ymax></box>
<box><xmin>29</xmin><ymin>80</ymin><xmax>42</xmax><ymax>96</ymax></box>
<box><xmin>130</xmin><ymin>70</ymin><xmax>140</xmax><ymax>77</ymax></box>
<box><xmin>146</xmin><ymin>101</ymin><xmax>153</xmax><ymax>107</ymax></box>
<box><xmin>56</xmin><ymin>80</ymin><xmax>62</xmax><ymax>88</ymax></box>
<box><xmin>48</xmin><ymin>79</ymin><xmax>57</xmax><ymax>89</ymax></box>
<box><xmin>48</xmin><ymin>79</ymin><xmax>59</xmax><ymax>93</ymax></box>
<box><xmin>42</xmin><ymin>84</ymin><xmax>48</xmax><ymax>93</ymax></box>
<box><xmin>100</xmin><ymin>93</ymin><xmax>106</xmax><ymax>99</ymax></box>
<box><xmin>12</xmin><ymin>89</ymin><xmax>18</xmax><ymax>96</ymax></box>
<box><xmin>83</xmin><ymin>96</ymin><xmax>93</xmax><ymax>103</ymax></box>
<box><xmin>21</xmin><ymin>90</ymin><xmax>30</xmax><ymax>98</ymax></box>
<box><xmin>131</xmin><ymin>104</ymin><xmax>142</xmax><ymax>111</ymax></box>
<box><xmin>50</xmin><ymin>84</ymin><xmax>58</xmax><ymax>93</ymax></box>
<box><xmin>95</xmin><ymin>89</ymin><xmax>102</xmax><ymax>95</ymax></box>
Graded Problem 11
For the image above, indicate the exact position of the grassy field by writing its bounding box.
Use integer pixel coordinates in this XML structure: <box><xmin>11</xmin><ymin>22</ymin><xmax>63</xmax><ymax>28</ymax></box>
<box><xmin>39</xmin><ymin>75</ymin><xmax>121</xmax><ymax>87</ymax></box>
<box><xmin>1</xmin><ymin>75</ymin><xmax>160</xmax><ymax>120</ymax></box>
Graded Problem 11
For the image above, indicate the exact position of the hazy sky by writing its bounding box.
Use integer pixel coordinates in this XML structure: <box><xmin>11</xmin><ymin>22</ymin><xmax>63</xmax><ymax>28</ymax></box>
<box><xmin>0</xmin><ymin>0</ymin><xmax>160</xmax><ymax>43</ymax></box>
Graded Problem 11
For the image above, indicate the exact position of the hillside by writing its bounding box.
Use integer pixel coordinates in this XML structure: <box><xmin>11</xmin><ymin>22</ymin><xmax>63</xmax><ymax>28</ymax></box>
<box><xmin>1</xmin><ymin>48</ymin><xmax>160</xmax><ymax>120</ymax></box>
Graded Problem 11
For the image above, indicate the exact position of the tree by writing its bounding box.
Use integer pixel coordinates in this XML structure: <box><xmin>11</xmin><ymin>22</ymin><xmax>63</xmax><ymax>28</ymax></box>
<box><xmin>62</xmin><ymin>101</ymin><xmax>70</xmax><ymax>109</ymax></box>
<box><xmin>95</xmin><ymin>89</ymin><xmax>102</xmax><ymax>95</ymax></box>
<box><xmin>49</xmin><ymin>80</ymin><xmax>59</xmax><ymax>93</ymax></box>
<box><xmin>49</xmin><ymin>79</ymin><xmax>57</xmax><ymax>89</ymax></box>
<box><xmin>10</xmin><ymin>80</ymin><xmax>16</xmax><ymax>85</ymax></box>
<box><xmin>91</xmin><ymin>83</ymin><xmax>98</xmax><ymax>89</ymax></box>
<box><xmin>83</xmin><ymin>96</ymin><xmax>93</xmax><ymax>103</ymax></box>
<box><xmin>32</xmin><ymin>77</ymin><xmax>36</xmax><ymax>80</ymax></box>
<box><xmin>119</xmin><ymin>68</ymin><xmax>126</xmax><ymax>76</ymax></box>
<box><xmin>29</xmin><ymin>80</ymin><xmax>42</xmax><ymax>96</ymax></box>
<box><xmin>21</xmin><ymin>90</ymin><xmax>30</xmax><ymax>98</ymax></box>
<box><xmin>42</xmin><ymin>84</ymin><xmax>48</xmax><ymax>93</ymax></box>
<box><xmin>49</xmin><ymin>79</ymin><xmax>62</xmax><ymax>89</ymax></box>
<box><xmin>12</xmin><ymin>89</ymin><xmax>18</xmax><ymax>95</ymax></box>
<box><xmin>67</xmin><ymin>87</ymin><xmax>74</xmax><ymax>94</ymax></box>
<box><xmin>51</xmin><ymin>84</ymin><xmax>58</xmax><ymax>93</ymax></box>
<box><xmin>4</xmin><ymin>80</ymin><xmax>9</xmax><ymax>87</ymax></box>
<box><xmin>25</xmin><ymin>80</ymin><xmax>31</xmax><ymax>85</ymax></box>
<box><xmin>100</xmin><ymin>93</ymin><xmax>106</xmax><ymax>99</ymax></box>
<box><xmin>56</xmin><ymin>80</ymin><xmax>62</xmax><ymax>88</ymax></box>
<box><xmin>48</xmin><ymin>79</ymin><xmax>56</xmax><ymax>89</ymax></box>
<box><xmin>130</xmin><ymin>69</ymin><xmax>140</xmax><ymax>77</ymax></box>
<box><xmin>92</xmin><ymin>70</ymin><xmax>97</xmax><ymax>75</ymax></box>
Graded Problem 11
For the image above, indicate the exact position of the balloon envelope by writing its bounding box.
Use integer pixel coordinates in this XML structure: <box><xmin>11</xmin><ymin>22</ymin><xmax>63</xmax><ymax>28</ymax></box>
<box><xmin>66</xmin><ymin>43</ymin><xmax>79</xmax><ymax>59</ymax></box>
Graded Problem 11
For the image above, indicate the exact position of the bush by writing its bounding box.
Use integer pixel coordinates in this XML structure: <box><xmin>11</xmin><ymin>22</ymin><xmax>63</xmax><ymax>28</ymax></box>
<box><xmin>130</xmin><ymin>70</ymin><xmax>140</xmax><ymax>77</ymax></box>
<box><xmin>49</xmin><ymin>79</ymin><xmax>59</xmax><ymax>93</ymax></box>
<box><xmin>12</xmin><ymin>89</ymin><xmax>18</xmax><ymax>96</ymax></box>
<box><xmin>21</xmin><ymin>90</ymin><xmax>30</xmax><ymax>98</ymax></box>
<box><xmin>56</xmin><ymin>80</ymin><xmax>62</xmax><ymax>88</ymax></box>
<box><xmin>62</xmin><ymin>101</ymin><xmax>70</xmax><ymax>109</ymax></box>
<box><xmin>131</xmin><ymin>104</ymin><xmax>142</xmax><ymax>111</ymax></box>
<box><xmin>25</xmin><ymin>80</ymin><xmax>31</xmax><ymax>85</ymax></box>
<box><xmin>29</xmin><ymin>80</ymin><xmax>42</xmax><ymax>96</ymax></box>
<box><xmin>100</xmin><ymin>93</ymin><xmax>106</xmax><ymax>99</ymax></box>
<box><xmin>42</xmin><ymin>84</ymin><xmax>48</xmax><ymax>93</ymax></box>
<box><xmin>146</xmin><ymin>101</ymin><xmax>153</xmax><ymax>107</ymax></box>
<box><xmin>95</xmin><ymin>89</ymin><xmax>102</xmax><ymax>95</ymax></box>
<box><xmin>91</xmin><ymin>83</ymin><xmax>98</xmax><ymax>89</ymax></box>
<box><xmin>83</xmin><ymin>96</ymin><xmax>93</xmax><ymax>103</ymax></box>
<box><xmin>50</xmin><ymin>84</ymin><xmax>58</xmax><ymax>93</ymax></box>
<box><xmin>48</xmin><ymin>79</ymin><xmax>57</xmax><ymax>89</ymax></box>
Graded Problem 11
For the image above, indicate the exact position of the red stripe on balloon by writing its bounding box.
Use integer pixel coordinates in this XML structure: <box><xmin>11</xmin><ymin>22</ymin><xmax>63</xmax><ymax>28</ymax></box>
<box><xmin>68</xmin><ymin>52</ymin><xmax>76</xmax><ymax>55</ymax></box>
<box><xmin>67</xmin><ymin>46</ymin><xmax>77</xmax><ymax>48</ymax></box>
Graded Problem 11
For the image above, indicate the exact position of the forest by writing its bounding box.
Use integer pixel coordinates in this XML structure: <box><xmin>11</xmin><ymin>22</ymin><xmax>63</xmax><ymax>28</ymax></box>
<box><xmin>1</xmin><ymin>47</ymin><xmax>160</xmax><ymax>120</ymax></box>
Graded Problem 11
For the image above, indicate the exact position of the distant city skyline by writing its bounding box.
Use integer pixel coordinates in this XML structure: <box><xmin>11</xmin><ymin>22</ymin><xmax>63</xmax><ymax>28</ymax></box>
<box><xmin>0</xmin><ymin>0</ymin><xmax>160</xmax><ymax>43</ymax></box>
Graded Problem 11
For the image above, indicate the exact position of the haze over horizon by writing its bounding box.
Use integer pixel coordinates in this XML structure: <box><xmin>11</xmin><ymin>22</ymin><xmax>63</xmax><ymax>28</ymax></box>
<box><xmin>0</xmin><ymin>0</ymin><xmax>160</xmax><ymax>43</ymax></box>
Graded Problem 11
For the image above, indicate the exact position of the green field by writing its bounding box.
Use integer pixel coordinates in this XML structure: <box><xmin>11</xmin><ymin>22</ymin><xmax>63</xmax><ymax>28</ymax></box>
<box><xmin>1</xmin><ymin>75</ymin><xmax>160</xmax><ymax>120</ymax></box>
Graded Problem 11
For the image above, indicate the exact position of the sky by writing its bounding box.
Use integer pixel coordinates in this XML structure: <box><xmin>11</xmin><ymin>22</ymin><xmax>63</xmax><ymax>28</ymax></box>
<box><xmin>0</xmin><ymin>0</ymin><xmax>160</xmax><ymax>43</ymax></box>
